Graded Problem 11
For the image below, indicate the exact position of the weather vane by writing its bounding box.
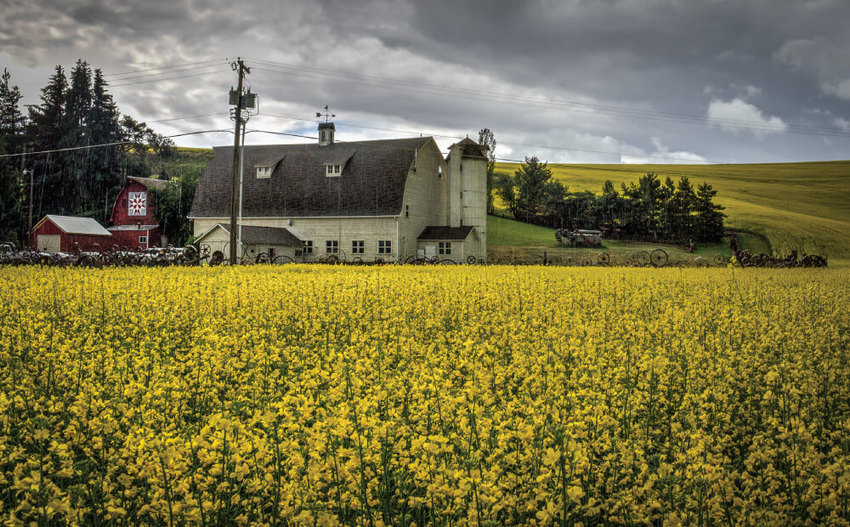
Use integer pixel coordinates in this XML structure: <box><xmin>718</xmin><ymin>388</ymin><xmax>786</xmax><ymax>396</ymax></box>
<box><xmin>316</xmin><ymin>105</ymin><xmax>335</xmax><ymax>122</ymax></box>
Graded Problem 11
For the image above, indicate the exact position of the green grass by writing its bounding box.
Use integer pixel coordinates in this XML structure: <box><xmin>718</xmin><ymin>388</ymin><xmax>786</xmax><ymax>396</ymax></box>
<box><xmin>495</xmin><ymin>160</ymin><xmax>850</xmax><ymax>263</ymax></box>
<box><xmin>487</xmin><ymin>215</ymin><xmax>731</xmax><ymax>264</ymax></box>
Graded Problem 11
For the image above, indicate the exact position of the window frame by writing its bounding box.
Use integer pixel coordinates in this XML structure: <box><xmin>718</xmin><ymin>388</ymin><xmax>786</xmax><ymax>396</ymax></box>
<box><xmin>256</xmin><ymin>165</ymin><xmax>271</xmax><ymax>179</ymax></box>
<box><xmin>351</xmin><ymin>240</ymin><xmax>365</xmax><ymax>254</ymax></box>
<box><xmin>325</xmin><ymin>164</ymin><xmax>341</xmax><ymax>177</ymax></box>
<box><xmin>325</xmin><ymin>240</ymin><xmax>339</xmax><ymax>254</ymax></box>
<box><xmin>438</xmin><ymin>241</ymin><xmax>451</xmax><ymax>255</ymax></box>
<box><xmin>139</xmin><ymin>235</ymin><xmax>148</xmax><ymax>245</ymax></box>
<box><xmin>303</xmin><ymin>240</ymin><xmax>313</xmax><ymax>254</ymax></box>
<box><xmin>377</xmin><ymin>240</ymin><xmax>392</xmax><ymax>254</ymax></box>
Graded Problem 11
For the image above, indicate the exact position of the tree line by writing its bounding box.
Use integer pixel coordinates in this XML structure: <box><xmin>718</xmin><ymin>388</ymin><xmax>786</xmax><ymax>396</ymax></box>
<box><xmin>495</xmin><ymin>157</ymin><xmax>726</xmax><ymax>243</ymax></box>
<box><xmin>0</xmin><ymin>60</ymin><xmax>175</xmax><ymax>246</ymax></box>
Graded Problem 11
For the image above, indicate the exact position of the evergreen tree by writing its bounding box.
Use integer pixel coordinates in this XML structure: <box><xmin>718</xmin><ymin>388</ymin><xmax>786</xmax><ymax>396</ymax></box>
<box><xmin>63</xmin><ymin>59</ymin><xmax>93</xmax><ymax>213</ymax></box>
<box><xmin>695</xmin><ymin>182</ymin><xmax>725</xmax><ymax>242</ymax></box>
<box><xmin>87</xmin><ymin>69</ymin><xmax>123</xmax><ymax>223</ymax></box>
<box><xmin>493</xmin><ymin>171</ymin><xmax>518</xmax><ymax>218</ymax></box>
<box><xmin>514</xmin><ymin>156</ymin><xmax>552</xmax><ymax>222</ymax></box>
<box><xmin>672</xmin><ymin>177</ymin><xmax>697</xmax><ymax>241</ymax></box>
<box><xmin>0</xmin><ymin>69</ymin><xmax>25</xmax><ymax>243</ymax></box>
<box><xmin>27</xmin><ymin>65</ymin><xmax>67</xmax><ymax>219</ymax></box>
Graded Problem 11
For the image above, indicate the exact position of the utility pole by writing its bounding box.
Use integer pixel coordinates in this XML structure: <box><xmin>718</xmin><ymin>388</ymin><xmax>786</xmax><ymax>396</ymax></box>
<box><xmin>21</xmin><ymin>146</ymin><xmax>32</xmax><ymax>243</ymax></box>
<box><xmin>229</xmin><ymin>58</ymin><xmax>250</xmax><ymax>265</ymax></box>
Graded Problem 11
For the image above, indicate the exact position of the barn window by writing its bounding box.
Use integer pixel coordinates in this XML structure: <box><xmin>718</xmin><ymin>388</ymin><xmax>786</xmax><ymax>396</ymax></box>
<box><xmin>325</xmin><ymin>164</ymin><xmax>341</xmax><ymax>177</ymax></box>
<box><xmin>304</xmin><ymin>240</ymin><xmax>313</xmax><ymax>254</ymax></box>
<box><xmin>378</xmin><ymin>240</ymin><xmax>392</xmax><ymax>254</ymax></box>
<box><xmin>351</xmin><ymin>240</ymin><xmax>364</xmax><ymax>254</ymax></box>
<box><xmin>139</xmin><ymin>235</ymin><xmax>148</xmax><ymax>244</ymax></box>
<box><xmin>326</xmin><ymin>240</ymin><xmax>339</xmax><ymax>254</ymax></box>
<box><xmin>256</xmin><ymin>166</ymin><xmax>271</xmax><ymax>178</ymax></box>
<box><xmin>438</xmin><ymin>242</ymin><xmax>451</xmax><ymax>255</ymax></box>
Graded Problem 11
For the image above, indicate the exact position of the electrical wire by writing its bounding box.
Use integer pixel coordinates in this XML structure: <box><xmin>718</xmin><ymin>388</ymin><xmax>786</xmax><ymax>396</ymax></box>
<box><xmin>109</xmin><ymin>67</ymin><xmax>229</xmax><ymax>88</ymax></box>
<box><xmin>104</xmin><ymin>59</ymin><xmax>226</xmax><ymax>78</ymax></box>
<box><xmin>258</xmin><ymin>112</ymin><xmax>720</xmax><ymax>163</ymax></box>
<box><xmin>248</xmin><ymin>58</ymin><xmax>850</xmax><ymax>138</ymax></box>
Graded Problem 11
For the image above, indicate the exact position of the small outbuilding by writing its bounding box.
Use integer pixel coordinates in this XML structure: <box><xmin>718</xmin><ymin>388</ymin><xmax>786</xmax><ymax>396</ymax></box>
<box><xmin>417</xmin><ymin>225</ymin><xmax>479</xmax><ymax>262</ymax></box>
<box><xmin>30</xmin><ymin>215</ymin><xmax>113</xmax><ymax>253</ymax></box>
<box><xmin>194</xmin><ymin>223</ymin><xmax>303</xmax><ymax>262</ymax></box>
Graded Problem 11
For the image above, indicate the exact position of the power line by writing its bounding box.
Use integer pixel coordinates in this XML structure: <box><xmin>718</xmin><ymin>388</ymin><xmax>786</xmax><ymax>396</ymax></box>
<box><xmin>109</xmin><ymin>67</ymin><xmax>229</xmax><ymax>88</ymax></box>
<box><xmin>249</xmin><ymin>58</ymin><xmax>850</xmax><ymax>139</ymax></box>
<box><xmin>0</xmin><ymin>129</ymin><xmax>233</xmax><ymax>159</ymax></box>
<box><xmin>104</xmin><ymin>59</ymin><xmax>226</xmax><ymax>78</ymax></box>
<box><xmin>148</xmin><ymin>112</ymin><xmax>230</xmax><ymax>124</ymax></box>
<box><xmin>259</xmin><ymin>112</ymin><xmax>720</xmax><ymax>163</ymax></box>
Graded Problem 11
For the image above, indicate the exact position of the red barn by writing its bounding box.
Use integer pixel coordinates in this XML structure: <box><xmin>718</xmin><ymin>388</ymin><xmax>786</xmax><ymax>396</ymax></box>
<box><xmin>108</xmin><ymin>176</ymin><xmax>168</xmax><ymax>249</ymax></box>
<box><xmin>30</xmin><ymin>215</ymin><xmax>113</xmax><ymax>253</ymax></box>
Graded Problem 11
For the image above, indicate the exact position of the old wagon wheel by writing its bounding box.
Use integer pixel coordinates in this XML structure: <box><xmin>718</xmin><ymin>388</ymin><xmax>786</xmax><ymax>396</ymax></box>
<box><xmin>255</xmin><ymin>252</ymin><xmax>271</xmax><ymax>264</ymax></box>
<box><xmin>713</xmin><ymin>254</ymin><xmax>728</xmax><ymax>266</ymax></box>
<box><xmin>438</xmin><ymin>258</ymin><xmax>457</xmax><ymax>265</ymax></box>
<box><xmin>182</xmin><ymin>245</ymin><xmax>198</xmax><ymax>265</ymax></box>
<box><xmin>210</xmin><ymin>251</ymin><xmax>224</xmax><ymax>265</ymax></box>
<box><xmin>467</xmin><ymin>255</ymin><xmax>476</xmax><ymax>265</ymax></box>
<box><xmin>650</xmin><ymin>248</ymin><xmax>668</xmax><ymax>267</ymax></box>
<box><xmin>597</xmin><ymin>252</ymin><xmax>610</xmax><ymax>265</ymax></box>
<box><xmin>694</xmin><ymin>256</ymin><xmax>710</xmax><ymax>267</ymax></box>
<box><xmin>581</xmin><ymin>256</ymin><xmax>593</xmax><ymax>266</ymax></box>
<box><xmin>272</xmin><ymin>255</ymin><xmax>294</xmax><ymax>264</ymax></box>
<box><xmin>634</xmin><ymin>251</ymin><xmax>650</xmax><ymax>266</ymax></box>
<box><xmin>76</xmin><ymin>254</ymin><xmax>102</xmax><ymax>268</ymax></box>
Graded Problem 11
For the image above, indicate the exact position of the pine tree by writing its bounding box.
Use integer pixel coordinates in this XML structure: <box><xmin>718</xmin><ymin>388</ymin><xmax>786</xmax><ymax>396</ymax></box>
<box><xmin>695</xmin><ymin>182</ymin><xmax>725</xmax><ymax>242</ymax></box>
<box><xmin>672</xmin><ymin>177</ymin><xmax>697</xmax><ymax>241</ymax></box>
<box><xmin>27</xmin><ymin>65</ymin><xmax>67</xmax><ymax>218</ymax></box>
<box><xmin>514</xmin><ymin>156</ymin><xmax>553</xmax><ymax>222</ymax></box>
<box><xmin>0</xmin><ymin>68</ymin><xmax>26</xmax><ymax>243</ymax></box>
<box><xmin>88</xmin><ymin>68</ymin><xmax>122</xmax><ymax>223</ymax></box>
<box><xmin>63</xmin><ymin>59</ymin><xmax>93</xmax><ymax>213</ymax></box>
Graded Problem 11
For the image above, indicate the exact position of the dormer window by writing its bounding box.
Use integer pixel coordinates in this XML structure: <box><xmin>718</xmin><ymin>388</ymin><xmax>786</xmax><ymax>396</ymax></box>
<box><xmin>325</xmin><ymin>164</ymin><xmax>341</xmax><ymax>177</ymax></box>
<box><xmin>256</xmin><ymin>166</ymin><xmax>271</xmax><ymax>179</ymax></box>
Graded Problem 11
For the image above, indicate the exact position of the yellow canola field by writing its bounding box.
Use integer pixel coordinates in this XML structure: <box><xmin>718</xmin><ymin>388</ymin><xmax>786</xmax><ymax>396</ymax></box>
<box><xmin>1</xmin><ymin>266</ymin><xmax>849</xmax><ymax>526</ymax></box>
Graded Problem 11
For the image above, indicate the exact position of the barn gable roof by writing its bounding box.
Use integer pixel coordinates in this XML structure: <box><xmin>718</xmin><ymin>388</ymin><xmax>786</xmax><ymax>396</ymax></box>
<box><xmin>36</xmin><ymin>215</ymin><xmax>112</xmax><ymax>236</ymax></box>
<box><xmin>417</xmin><ymin>226</ymin><xmax>474</xmax><ymax>240</ymax></box>
<box><xmin>128</xmin><ymin>176</ymin><xmax>169</xmax><ymax>190</ymax></box>
<box><xmin>190</xmin><ymin>137</ymin><xmax>432</xmax><ymax>219</ymax></box>
<box><xmin>196</xmin><ymin>223</ymin><xmax>302</xmax><ymax>247</ymax></box>
<box><xmin>447</xmin><ymin>137</ymin><xmax>488</xmax><ymax>160</ymax></box>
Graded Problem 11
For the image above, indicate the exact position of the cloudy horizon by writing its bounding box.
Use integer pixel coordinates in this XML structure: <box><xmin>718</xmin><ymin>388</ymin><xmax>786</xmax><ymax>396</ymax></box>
<box><xmin>3</xmin><ymin>0</ymin><xmax>850</xmax><ymax>164</ymax></box>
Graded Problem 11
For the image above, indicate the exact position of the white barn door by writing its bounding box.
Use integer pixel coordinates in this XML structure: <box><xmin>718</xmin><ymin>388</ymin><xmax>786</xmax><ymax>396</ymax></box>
<box><xmin>37</xmin><ymin>234</ymin><xmax>61</xmax><ymax>253</ymax></box>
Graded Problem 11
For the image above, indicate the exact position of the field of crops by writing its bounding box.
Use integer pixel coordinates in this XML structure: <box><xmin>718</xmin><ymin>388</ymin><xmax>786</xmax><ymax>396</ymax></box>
<box><xmin>495</xmin><ymin>160</ymin><xmax>850</xmax><ymax>263</ymax></box>
<box><xmin>2</xmin><ymin>266</ymin><xmax>849</xmax><ymax>525</ymax></box>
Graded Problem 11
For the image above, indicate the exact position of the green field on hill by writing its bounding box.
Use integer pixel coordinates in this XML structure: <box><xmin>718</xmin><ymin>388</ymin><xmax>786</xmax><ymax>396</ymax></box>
<box><xmin>494</xmin><ymin>161</ymin><xmax>850</xmax><ymax>263</ymax></box>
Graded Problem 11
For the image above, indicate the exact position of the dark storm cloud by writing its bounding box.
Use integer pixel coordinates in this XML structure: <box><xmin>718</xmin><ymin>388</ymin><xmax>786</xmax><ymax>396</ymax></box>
<box><xmin>2</xmin><ymin>0</ymin><xmax>850</xmax><ymax>162</ymax></box>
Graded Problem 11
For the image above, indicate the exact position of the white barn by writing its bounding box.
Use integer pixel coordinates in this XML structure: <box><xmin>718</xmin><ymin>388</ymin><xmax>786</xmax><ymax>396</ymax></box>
<box><xmin>190</xmin><ymin>123</ymin><xmax>488</xmax><ymax>263</ymax></box>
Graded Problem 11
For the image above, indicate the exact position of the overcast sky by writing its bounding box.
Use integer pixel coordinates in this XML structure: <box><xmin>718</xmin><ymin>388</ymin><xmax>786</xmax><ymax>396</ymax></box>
<box><xmin>2</xmin><ymin>0</ymin><xmax>850</xmax><ymax>163</ymax></box>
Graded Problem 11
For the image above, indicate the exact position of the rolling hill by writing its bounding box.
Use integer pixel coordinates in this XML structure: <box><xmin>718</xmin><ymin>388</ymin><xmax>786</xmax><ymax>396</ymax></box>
<box><xmin>493</xmin><ymin>161</ymin><xmax>850</xmax><ymax>263</ymax></box>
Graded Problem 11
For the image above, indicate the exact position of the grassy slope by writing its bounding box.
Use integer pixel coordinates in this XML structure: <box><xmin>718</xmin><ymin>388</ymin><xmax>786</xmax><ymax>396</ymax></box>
<box><xmin>487</xmin><ymin>215</ymin><xmax>734</xmax><ymax>264</ymax></box>
<box><xmin>495</xmin><ymin>161</ymin><xmax>850</xmax><ymax>261</ymax></box>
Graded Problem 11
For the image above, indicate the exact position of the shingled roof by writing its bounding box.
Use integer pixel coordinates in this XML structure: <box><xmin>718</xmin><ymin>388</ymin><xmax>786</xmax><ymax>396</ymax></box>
<box><xmin>128</xmin><ymin>176</ymin><xmax>169</xmax><ymax>190</ymax></box>
<box><xmin>418</xmin><ymin>225</ymin><xmax>474</xmax><ymax>240</ymax></box>
<box><xmin>197</xmin><ymin>224</ymin><xmax>303</xmax><ymax>247</ymax></box>
<box><xmin>448</xmin><ymin>137</ymin><xmax>488</xmax><ymax>160</ymax></box>
<box><xmin>190</xmin><ymin>137</ymin><xmax>432</xmax><ymax>219</ymax></box>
